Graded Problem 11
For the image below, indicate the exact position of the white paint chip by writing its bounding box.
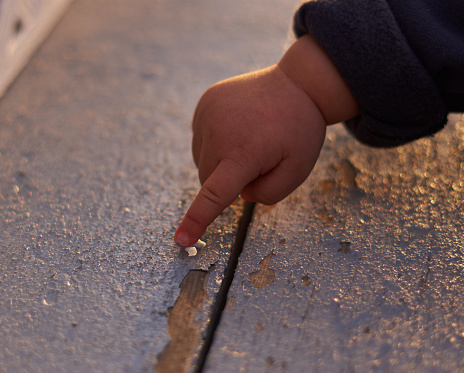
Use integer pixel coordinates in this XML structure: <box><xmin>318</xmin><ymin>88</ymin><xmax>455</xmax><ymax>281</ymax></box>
<box><xmin>185</xmin><ymin>247</ymin><xmax>197</xmax><ymax>256</ymax></box>
<box><xmin>194</xmin><ymin>239</ymin><xmax>206</xmax><ymax>250</ymax></box>
<box><xmin>184</xmin><ymin>239</ymin><xmax>206</xmax><ymax>256</ymax></box>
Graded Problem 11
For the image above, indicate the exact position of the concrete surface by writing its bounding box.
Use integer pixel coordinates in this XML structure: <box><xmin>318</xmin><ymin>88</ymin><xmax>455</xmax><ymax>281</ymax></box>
<box><xmin>0</xmin><ymin>0</ymin><xmax>299</xmax><ymax>372</ymax></box>
<box><xmin>1</xmin><ymin>0</ymin><xmax>464</xmax><ymax>372</ymax></box>
<box><xmin>204</xmin><ymin>115</ymin><xmax>464</xmax><ymax>373</ymax></box>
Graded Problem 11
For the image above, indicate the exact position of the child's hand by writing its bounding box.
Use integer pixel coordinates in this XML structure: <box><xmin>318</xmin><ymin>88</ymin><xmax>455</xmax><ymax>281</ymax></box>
<box><xmin>174</xmin><ymin>65</ymin><xmax>326</xmax><ymax>247</ymax></box>
<box><xmin>175</xmin><ymin>35</ymin><xmax>359</xmax><ymax>247</ymax></box>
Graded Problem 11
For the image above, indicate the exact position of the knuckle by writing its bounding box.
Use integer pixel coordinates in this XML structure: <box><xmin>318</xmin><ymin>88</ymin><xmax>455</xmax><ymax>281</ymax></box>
<box><xmin>183</xmin><ymin>210</ymin><xmax>205</xmax><ymax>229</ymax></box>
<box><xmin>226</xmin><ymin>145</ymin><xmax>260</xmax><ymax>176</ymax></box>
<box><xmin>198</xmin><ymin>184</ymin><xmax>225</xmax><ymax>209</ymax></box>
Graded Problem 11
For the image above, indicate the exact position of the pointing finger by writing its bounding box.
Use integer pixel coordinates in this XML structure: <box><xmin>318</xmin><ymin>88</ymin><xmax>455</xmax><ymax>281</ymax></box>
<box><xmin>175</xmin><ymin>158</ymin><xmax>257</xmax><ymax>247</ymax></box>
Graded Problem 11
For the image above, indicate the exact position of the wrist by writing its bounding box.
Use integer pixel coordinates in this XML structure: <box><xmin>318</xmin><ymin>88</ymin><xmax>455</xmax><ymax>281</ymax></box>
<box><xmin>277</xmin><ymin>34</ymin><xmax>359</xmax><ymax>125</ymax></box>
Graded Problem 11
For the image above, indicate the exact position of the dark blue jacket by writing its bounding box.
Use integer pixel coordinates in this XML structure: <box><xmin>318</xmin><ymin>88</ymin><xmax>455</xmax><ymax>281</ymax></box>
<box><xmin>294</xmin><ymin>0</ymin><xmax>464</xmax><ymax>147</ymax></box>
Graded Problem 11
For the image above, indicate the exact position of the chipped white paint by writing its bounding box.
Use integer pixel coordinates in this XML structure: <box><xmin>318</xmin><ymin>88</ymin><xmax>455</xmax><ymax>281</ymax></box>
<box><xmin>195</xmin><ymin>239</ymin><xmax>206</xmax><ymax>250</ymax></box>
<box><xmin>185</xmin><ymin>246</ymin><xmax>198</xmax><ymax>256</ymax></box>
<box><xmin>185</xmin><ymin>239</ymin><xmax>206</xmax><ymax>256</ymax></box>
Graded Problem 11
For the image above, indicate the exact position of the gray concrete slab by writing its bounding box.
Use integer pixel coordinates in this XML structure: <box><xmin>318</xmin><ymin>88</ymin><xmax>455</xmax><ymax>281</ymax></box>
<box><xmin>6</xmin><ymin>0</ymin><xmax>460</xmax><ymax>371</ymax></box>
<box><xmin>204</xmin><ymin>115</ymin><xmax>464</xmax><ymax>372</ymax></box>
<box><xmin>0</xmin><ymin>0</ymin><xmax>299</xmax><ymax>371</ymax></box>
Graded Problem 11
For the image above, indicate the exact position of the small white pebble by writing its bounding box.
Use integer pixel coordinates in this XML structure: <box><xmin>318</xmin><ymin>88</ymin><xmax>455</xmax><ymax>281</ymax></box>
<box><xmin>193</xmin><ymin>239</ymin><xmax>206</xmax><ymax>250</ymax></box>
<box><xmin>185</xmin><ymin>247</ymin><xmax>197</xmax><ymax>256</ymax></box>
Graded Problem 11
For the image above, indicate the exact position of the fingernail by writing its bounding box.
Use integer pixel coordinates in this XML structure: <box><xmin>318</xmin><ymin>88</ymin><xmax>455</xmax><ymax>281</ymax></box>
<box><xmin>241</xmin><ymin>192</ymin><xmax>255</xmax><ymax>203</ymax></box>
<box><xmin>175</xmin><ymin>230</ymin><xmax>191</xmax><ymax>247</ymax></box>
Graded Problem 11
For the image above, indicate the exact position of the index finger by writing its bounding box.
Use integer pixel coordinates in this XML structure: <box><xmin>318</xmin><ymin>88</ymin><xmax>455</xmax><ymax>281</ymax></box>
<box><xmin>174</xmin><ymin>159</ymin><xmax>257</xmax><ymax>247</ymax></box>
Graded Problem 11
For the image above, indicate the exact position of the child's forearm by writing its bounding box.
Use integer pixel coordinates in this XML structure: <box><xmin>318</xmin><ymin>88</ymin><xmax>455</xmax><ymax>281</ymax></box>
<box><xmin>277</xmin><ymin>34</ymin><xmax>359</xmax><ymax>125</ymax></box>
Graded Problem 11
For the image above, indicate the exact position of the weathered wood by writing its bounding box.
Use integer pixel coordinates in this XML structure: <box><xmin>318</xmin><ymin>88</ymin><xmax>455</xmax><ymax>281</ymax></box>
<box><xmin>0</xmin><ymin>0</ymin><xmax>73</xmax><ymax>97</ymax></box>
<box><xmin>205</xmin><ymin>114</ymin><xmax>464</xmax><ymax>372</ymax></box>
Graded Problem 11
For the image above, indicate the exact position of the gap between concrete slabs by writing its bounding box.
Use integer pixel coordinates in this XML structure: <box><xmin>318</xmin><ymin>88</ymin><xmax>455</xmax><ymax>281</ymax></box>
<box><xmin>155</xmin><ymin>201</ymin><xmax>255</xmax><ymax>373</ymax></box>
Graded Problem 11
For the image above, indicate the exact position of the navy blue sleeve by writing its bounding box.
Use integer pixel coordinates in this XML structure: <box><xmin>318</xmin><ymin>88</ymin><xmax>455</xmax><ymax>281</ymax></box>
<box><xmin>294</xmin><ymin>0</ymin><xmax>464</xmax><ymax>147</ymax></box>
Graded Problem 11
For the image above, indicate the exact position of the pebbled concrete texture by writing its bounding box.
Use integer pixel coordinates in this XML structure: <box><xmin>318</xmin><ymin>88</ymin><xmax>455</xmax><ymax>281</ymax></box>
<box><xmin>4</xmin><ymin>0</ymin><xmax>461</xmax><ymax>372</ymax></box>
<box><xmin>0</xmin><ymin>0</ymin><xmax>300</xmax><ymax>371</ymax></box>
<box><xmin>0</xmin><ymin>0</ymin><xmax>292</xmax><ymax>371</ymax></box>
<box><xmin>204</xmin><ymin>115</ymin><xmax>464</xmax><ymax>373</ymax></box>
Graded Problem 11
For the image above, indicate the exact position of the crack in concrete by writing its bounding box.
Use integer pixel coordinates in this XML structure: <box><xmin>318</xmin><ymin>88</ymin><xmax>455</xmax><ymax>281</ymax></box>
<box><xmin>155</xmin><ymin>201</ymin><xmax>256</xmax><ymax>373</ymax></box>
<box><xmin>195</xmin><ymin>201</ymin><xmax>255</xmax><ymax>372</ymax></box>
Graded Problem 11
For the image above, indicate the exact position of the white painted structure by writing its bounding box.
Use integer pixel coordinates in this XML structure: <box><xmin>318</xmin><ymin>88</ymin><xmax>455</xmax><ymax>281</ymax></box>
<box><xmin>0</xmin><ymin>0</ymin><xmax>72</xmax><ymax>97</ymax></box>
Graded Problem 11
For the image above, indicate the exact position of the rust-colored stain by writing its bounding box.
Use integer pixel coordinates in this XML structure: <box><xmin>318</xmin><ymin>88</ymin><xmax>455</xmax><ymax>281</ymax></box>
<box><xmin>155</xmin><ymin>270</ymin><xmax>209</xmax><ymax>373</ymax></box>
<box><xmin>338</xmin><ymin>241</ymin><xmax>351</xmax><ymax>254</ymax></box>
<box><xmin>317</xmin><ymin>179</ymin><xmax>336</xmax><ymax>193</ymax></box>
<box><xmin>339</xmin><ymin>159</ymin><xmax>358</xmax><ymax>189</ymax></box>
<box><xmin>266</xmin><ymin>356</ymin><xmax>275</xmax><ymax>367</ymax></box>
<box><xmin>249</xmin><ymin>252</ymin><xmax>276</xmax><ymax>289</ymax></box>
<box><xmin>302</xmin><ymin>275</ymin><xmax>311</xmax><ymax>287</ymax></box>
<box><xmin>226</xmin><ymin>295</ymin><xmax>235</xmax><ymax>309</ymax></box>
<box><xmin>317</xmin><ymin>208</ymin><xmax>333</xmax><ymax>224</ymax></box>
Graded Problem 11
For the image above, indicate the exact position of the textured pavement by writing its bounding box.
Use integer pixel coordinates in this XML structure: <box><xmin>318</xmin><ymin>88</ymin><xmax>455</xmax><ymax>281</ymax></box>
<box><xmin>1</xmin><ymin>0</ymin><xmax>464</xmax><ymax>372</ymax></box>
